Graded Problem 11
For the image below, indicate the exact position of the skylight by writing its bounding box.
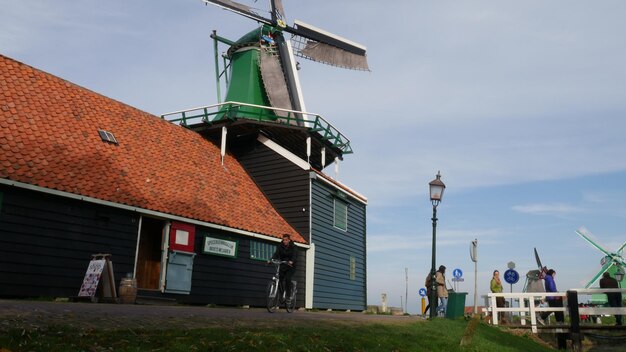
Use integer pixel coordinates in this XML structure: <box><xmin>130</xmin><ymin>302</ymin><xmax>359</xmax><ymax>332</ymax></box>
<box><xmin>98</xmin><ymin>130</ymin><xmax>118</xmax><ymax>144</ymax></box>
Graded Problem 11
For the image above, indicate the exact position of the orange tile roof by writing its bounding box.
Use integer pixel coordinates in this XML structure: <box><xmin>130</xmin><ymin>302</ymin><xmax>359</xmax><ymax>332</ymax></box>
<box><xmin>0</xmin><ymin>54</ymin><xmax>304</xmax><ymax>243</ymax></box>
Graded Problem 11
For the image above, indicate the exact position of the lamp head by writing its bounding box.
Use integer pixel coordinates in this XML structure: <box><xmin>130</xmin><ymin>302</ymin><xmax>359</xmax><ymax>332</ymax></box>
<box><xmin>429</xmin><ymin>171</ymin><xmax>446</xmax><ymax>206</ymax></box>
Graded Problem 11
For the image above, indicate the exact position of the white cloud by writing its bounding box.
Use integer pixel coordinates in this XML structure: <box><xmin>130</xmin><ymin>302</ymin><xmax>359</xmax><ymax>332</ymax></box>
<box><xmin>511</xmin><ymin>203</ymin><xmax>585</xmax><ymax>216</ymax></box>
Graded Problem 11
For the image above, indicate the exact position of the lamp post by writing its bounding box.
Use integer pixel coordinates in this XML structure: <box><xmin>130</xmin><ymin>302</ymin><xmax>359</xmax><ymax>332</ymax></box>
<box><xmin>429</xmin><ymin>171</ymin><xmax>446</xmax><ymax>319</ymax></box>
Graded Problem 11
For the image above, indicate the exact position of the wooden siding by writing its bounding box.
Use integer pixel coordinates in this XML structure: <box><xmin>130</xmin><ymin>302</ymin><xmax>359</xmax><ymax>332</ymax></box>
<box><xmin>0</xmin><ymin>185</ymin><xmax>306</xmax><ymax>308</ymax></box>
<box><xmin>235</xmin><ymin>142</ymin><xmax>310</xmax><ymax>240</ymax></box>
<box><xmin>311</xmin><ymin>180</ymin><xmax>367</xmax><ymax>311</ymax></box>
<box><xmin>178</xmin><ymin>227</ymin><xmax>305</xmax><ymax>307</ymax></box>
<box><xmin>0</xmin><ymin>185</ymin><xmax>138</xmax><ymax>298</ymax></box>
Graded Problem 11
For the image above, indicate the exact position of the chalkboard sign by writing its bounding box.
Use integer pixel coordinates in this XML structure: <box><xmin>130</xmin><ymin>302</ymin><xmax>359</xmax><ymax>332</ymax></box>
<box><xmin>77</xmin><ymin>254</ymin><xmax>117</xmax><ymax>301</ymax></box>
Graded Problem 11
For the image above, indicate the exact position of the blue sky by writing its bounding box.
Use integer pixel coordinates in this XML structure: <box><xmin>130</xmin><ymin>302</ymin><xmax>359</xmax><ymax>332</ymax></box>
<box><xmin>2</xmin><ymin>1</ymin><xmax>626</xmax><ymax>314</ymax></box>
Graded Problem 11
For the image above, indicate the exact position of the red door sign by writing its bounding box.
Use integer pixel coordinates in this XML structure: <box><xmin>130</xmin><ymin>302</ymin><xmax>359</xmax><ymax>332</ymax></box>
<box><xmin>169</xmin><ymin>222</ymin><xmax>196</xmax><ymax>253</ymax></box>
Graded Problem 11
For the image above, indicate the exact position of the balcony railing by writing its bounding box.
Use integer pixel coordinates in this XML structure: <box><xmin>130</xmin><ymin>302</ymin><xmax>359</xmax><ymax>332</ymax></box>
<box><xmin>161</xmin><ymin>101</ymin><xmax>352</xmax><ymax>154</ymax></box>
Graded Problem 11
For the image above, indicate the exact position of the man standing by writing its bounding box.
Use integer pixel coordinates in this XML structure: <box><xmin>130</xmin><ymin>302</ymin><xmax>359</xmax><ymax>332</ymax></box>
<box><xmin>600</xmin><ymin>271</ymin><xmax>623</xmax><ymax>326</ymax></box>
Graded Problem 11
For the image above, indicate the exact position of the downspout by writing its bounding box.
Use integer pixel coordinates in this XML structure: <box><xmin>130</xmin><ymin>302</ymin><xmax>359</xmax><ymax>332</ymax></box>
<box><xmin>305</xmin><ymin>172</ymin><xmax>315</xmax><ymax>309</ymax></box>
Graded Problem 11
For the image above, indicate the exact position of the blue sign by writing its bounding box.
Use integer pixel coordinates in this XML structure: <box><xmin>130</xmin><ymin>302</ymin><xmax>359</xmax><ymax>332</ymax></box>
<box><xmin>419</xmin><ymin>288</ymin><xmax>427</xmax><ymax>297</ymax></box>
<box><xmin>504</xmin><ymin>269</ymin><xmax>519</xmax><ymax>284</ymax></box>
<box><xmin>453</xmin><ymin>268</ymin><xmax>463</xmax><ymax>278</ymax></box>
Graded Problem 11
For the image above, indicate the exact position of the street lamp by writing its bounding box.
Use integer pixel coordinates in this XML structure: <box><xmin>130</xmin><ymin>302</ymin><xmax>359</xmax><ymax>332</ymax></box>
<box><xmin>429</xmin><ymin>171</ymin><xmax>446</xmax><ymax>319</ymax></box>
<box><xmin>616</xmin><ymin>266</ymin><xmax>625</xmax><ymax>288</ymax></box>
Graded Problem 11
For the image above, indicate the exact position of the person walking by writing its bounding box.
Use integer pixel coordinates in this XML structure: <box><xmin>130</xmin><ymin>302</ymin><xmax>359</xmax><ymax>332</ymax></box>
<box><xmin>491</xmin><ymin>270</ymin><xmax>506</xmax><ymax>324</ymax></box>
<box><xmin>435</xmin><ymin>265</ymin><xmax>448</xmax><ymax>316</ymax></box>
<box><xmin>600</xmin><ymin>272</ymin><xmax>623</xmax><ymax>325</ymax></box>
<box><xmin>539</xmin><ymin>269</ymin><xmax>564</xmax><ymax>324</ymax></box>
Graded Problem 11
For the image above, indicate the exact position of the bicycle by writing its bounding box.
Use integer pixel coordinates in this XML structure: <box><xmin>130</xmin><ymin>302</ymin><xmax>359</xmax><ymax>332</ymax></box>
<box><xmin>266</xmin><ymin>259</ymin><xmax>297</xmax><ymax>313</ymax></box>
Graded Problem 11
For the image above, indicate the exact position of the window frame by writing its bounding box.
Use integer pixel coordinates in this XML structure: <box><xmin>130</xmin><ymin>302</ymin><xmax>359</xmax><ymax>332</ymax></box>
<box><xmin>333</xmin><ymin>198</ymin><xmax>348</xmax><ymax>232</ymax></box>
<box><xmin>249</xmin><ymin>240</ymin><xmax>277</xmax><ymax>261</ymax></box>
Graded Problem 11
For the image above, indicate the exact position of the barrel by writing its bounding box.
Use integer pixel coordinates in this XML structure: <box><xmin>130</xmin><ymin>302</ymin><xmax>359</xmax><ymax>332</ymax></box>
<box><xmin>118</xmin><ymin>275</ymin><xmax>137</xmax><ymax>304</ymax></box>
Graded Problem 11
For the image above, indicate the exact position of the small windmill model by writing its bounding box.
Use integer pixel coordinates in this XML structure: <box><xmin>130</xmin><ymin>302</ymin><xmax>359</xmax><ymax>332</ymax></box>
<box><xmin>182</xmin><ymin>0</ymin><xmax>369</xmax><ymax>170</ymax></box>
<box><xmin>575</xmin><ymin>226</ymin><xmax>626</xmax><ymax>288</ymax></box>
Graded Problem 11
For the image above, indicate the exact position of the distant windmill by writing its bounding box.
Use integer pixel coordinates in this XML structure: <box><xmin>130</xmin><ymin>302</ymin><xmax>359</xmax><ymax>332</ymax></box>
<box><xmin>575</xmin><ymin>226</ymin><xmax>626</xmax><ymax>288</ymax></box>
<box><xmin>523</xmin><ymin>248</ymin><xmax>548</xmax><ymax>293</ymax></box>
<box><xmin>196</xmin><ymin>0</ymin><xmax>369</xmax><ymax>170</ymax></box>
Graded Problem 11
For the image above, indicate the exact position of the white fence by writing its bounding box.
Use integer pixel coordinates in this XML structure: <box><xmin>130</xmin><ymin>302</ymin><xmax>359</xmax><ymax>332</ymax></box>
<box><xmin>485</xmin><ymin>289</ymin><xmax>625</xmax><ymax>333</ymax></box>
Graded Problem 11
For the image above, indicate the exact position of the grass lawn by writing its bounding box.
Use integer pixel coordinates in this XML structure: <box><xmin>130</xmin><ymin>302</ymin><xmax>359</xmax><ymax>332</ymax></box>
<box><xmin>0</xmin><ymin>317</ymin><xmax>555</xmax><ymax>352</ymax></box>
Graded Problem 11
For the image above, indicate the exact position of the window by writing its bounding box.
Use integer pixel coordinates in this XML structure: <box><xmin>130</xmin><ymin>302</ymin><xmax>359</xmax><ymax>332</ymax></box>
<box><xmin>350</xmin><ymin>256</ymin><xmax>356</xmax><ymax>280</ymax></box>
<box><xmin>334</xmin><ymin>198</ymin><xmax>348</xmax><ymax>231</ymax></box>
<box><xmin>250</xmin><ymin>241</ymin><xmax>276</xmax><ymax>261</ymax></box>
<box><xmin>98</xmin><ymin>130</ymin><xmax>118</xmax><ymax>144</ymax></box>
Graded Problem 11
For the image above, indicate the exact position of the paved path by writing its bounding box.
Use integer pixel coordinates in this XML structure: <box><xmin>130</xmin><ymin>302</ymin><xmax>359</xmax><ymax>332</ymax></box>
<box><xmin>0</xmin><ymin>299</ymin><xmax>421</xmax><ymax>331</ymax></box>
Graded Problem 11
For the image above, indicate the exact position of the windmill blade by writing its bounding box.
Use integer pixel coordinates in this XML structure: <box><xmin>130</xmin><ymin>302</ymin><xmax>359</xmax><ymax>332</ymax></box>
<box><xmin>259</xmin><ymin>47</ymin><xmax>293</xmax><ymax>119</ymax></box>
<box><xmin>616</xmin><ymin>241</ymin><xmax>626</xmax><ymax>255</ymax></box>
<box><xmin>534</xmin><ymin>247</ymin><xmax>543</xmax><ymax>269</ymax></box>
<box><xmin>270</xmin><ymin>0</ymin><xmax>287</xmax><ymax>27</ymax></box>
<box><xmin>575</xmin><ymin>226</ymin><xmax>612</xmax><ymax>257</ymax></box>
<box><xmin>534</xmin><ymin>248</ymin><xmax>548</xmax><ymax>279</ymax></box>
<box><xmin>584</xmin><ymin>260</ymin><xmax>614</xmax><ymax>288</ymax></box>
<box><xmin>288</xmin><ymin>20</ymin><xmax>369</xmax><ymax>71</ymax></box>
<box><xmin>203</xmin><ymin>0</ymin><xmax>272</xmax><ymax>25</ymax></box>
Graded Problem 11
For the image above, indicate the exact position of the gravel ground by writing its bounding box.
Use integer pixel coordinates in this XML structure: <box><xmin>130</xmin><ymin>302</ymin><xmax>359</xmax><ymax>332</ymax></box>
<box><xmin>0</xmin><ymin>299</ymin><xmax>420</xmax><ymax>332</ymax></box>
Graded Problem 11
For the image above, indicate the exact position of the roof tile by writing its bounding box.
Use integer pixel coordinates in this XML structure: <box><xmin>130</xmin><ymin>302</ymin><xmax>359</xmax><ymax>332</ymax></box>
<box><xmin>0</xmin><ymin>54</ymin><xmax>304</xmax><ymax>243</ymax></box>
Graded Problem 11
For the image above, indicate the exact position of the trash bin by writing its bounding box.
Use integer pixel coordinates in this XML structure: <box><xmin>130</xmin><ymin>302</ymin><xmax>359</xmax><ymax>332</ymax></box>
<box><xmin>446</xmin><ymin>292</ymin><xmax>468</xmax><ymax>319</ymax></box>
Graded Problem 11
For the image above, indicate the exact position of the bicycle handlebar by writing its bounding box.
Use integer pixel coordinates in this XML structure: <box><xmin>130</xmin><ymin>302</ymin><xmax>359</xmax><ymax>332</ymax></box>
<box><xmin>269</xmin><ymin>259</ymin><xmax>289</xmax><ymax>265</ymax></box>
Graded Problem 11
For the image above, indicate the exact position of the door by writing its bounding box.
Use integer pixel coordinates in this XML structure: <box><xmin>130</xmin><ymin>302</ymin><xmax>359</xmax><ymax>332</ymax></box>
<box><xmin>164</xmin><ymin>250</ymin><xmax>196</xmax><ymax>294</ymax></box>
<box><xmin>164</xmin><ymin>221</ymin><xmax>197</xmax><ymax>294</ymax></box>
<box><xmin>135</xmin><ymin>217</ymin><xmax>166</xmax><ymax>290</ymax></box>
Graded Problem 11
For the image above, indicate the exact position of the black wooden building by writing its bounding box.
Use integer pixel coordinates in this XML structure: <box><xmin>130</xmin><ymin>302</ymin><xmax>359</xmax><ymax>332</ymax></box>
<box><xmin>0</xmin><ymin>53</ymin><xmax>367</xmax><ymax>310</ymax></box>
<box><xmin>0</xmin><ymin>54</ymin><xmax>307</xmax><ymax>307</ymax></box>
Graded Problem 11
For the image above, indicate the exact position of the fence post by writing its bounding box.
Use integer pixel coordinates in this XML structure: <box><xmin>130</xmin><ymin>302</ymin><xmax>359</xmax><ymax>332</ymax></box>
<box><xmin>567</xmin><ymin>290</ymin><xmax>582</xmax><ymax>352</ymax></box>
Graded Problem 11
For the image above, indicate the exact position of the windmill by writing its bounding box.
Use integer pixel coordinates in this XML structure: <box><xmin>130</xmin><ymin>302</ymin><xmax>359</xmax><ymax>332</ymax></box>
<box><xmin>189</xmin><ymin>0</ymin><xmax>369</xmax><ymax>170</ymax></box>
<box><xmin>523</xmin><ymin>248</ymin><xmax>548</xmax><ymax>293</ymax></box>
<box><xmin>575</xmin><ymin>226</ymin><xmax>626</xmax><ymax>288</ymax></box>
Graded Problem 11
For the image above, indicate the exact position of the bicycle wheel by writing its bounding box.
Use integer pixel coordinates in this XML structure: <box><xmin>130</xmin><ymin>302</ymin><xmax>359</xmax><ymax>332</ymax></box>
<box><xmin>285</xmin><ymin>291</ymin><xmax>296</xmax><ymax>313</ymax></box>
<box><xmin>285</xmin><ymin>281</ymin><xmax>296</xmax><ymax>313</ymax></box>
<box><xmin>266</xmin><ymin>281</ymin><xmax>279</xmax><ymax>313</ymax></box>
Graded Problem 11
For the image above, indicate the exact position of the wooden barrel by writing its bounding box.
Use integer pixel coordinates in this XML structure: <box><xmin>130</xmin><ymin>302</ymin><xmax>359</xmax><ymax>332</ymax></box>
<box><xmin>118</xmin><ymin>276</ymin><xmax>137</xmax><ymax>304</ymax></box>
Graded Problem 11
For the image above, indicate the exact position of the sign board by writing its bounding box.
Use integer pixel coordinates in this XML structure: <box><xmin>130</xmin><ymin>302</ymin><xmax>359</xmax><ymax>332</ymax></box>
<box><xmin>451</xmin><ymin>277</ymin><xmax>465</xmax><ymax>282</ymax></box>
<box><xmin>504</xmin><ymin>269</ymin><xmax>519</xmax><ymax>284</ymax></box>
<box><xmin>202</xmin><ymin>236</ymin><xmax>238</xmax><ymax>258</ymax></box>
<box><xmin>453</xmin><ymin>268</ymin><xmax>463</xmax><ymax>278</ymax></box>
<box><xmin>77</xmin><ymin>254</ymin><xmax>116</xmax><ymax>300</ymax></box>
<box><xmin>419</xmin><ymin>288</ymin><xmax>427</xmax><ymax>297</ymax></box>
<box><xmin>508</xmin><ymin>261</ymin><xmax>516</xmax><ymax>269</ymax></box>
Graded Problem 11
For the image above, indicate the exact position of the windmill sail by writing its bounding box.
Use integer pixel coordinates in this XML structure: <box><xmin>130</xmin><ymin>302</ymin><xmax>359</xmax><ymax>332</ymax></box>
<box><xmin>203</xmin><ymin>0</ymin><xmax>271</xmax><ymax>25</ymax></box>
<box><xmin>584</xmin><ymin>260</ymin><xmax>614</xmax><ymax>288</ymax></box>
<box><xmin>290</xmin><ymin>20</ymin><xmax>369</xmax><ymax>71</ymax></box>
<box><xmin>576</xmin><ymin>226</ymin><xmax>612</xmax><ymax>257</ymax></box>
<box><xmin>259</xmin><ymin>47</ymin><xmax>293</xmax><ymax>119</ymax></box>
